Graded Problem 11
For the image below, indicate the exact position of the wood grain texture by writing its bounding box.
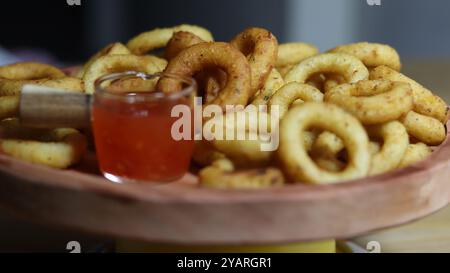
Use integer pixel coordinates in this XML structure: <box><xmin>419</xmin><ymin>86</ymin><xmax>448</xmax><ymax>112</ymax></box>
<box><xmin>0</xmin><ymin>127</ymin><xmax>449</xmax><ymax>245</ymax></box>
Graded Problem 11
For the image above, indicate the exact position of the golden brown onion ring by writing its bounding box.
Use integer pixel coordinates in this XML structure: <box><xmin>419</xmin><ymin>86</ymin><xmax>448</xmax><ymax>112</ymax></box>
<box><xmin>192</xmin><ymin>140</ymin><xmax>226</xmax><ymax>167</ymax></box>
<box><xmin>325</xmin><ymin>80</ymin><xmax>413</xmax><ymax>125</ymax></box>
<box><xmin>200</xmin><ymin>159</ymin><xmax>284</xmax><ymax>189</ymax></box>
<box><xmin>278</xmin><ymin>102</ymin><xmax>370</xmax><ymax>184</ymax></box>
<box><xmin>269</xmin><ymin>82</ymin><xmax>324</xmax><ymax>118</ymax></box>
<box><xmin>285</xmin><ymin>53</ymin><xmax>369</xmax><ymax>85</ymax></box>
<box><xmin>370</xmin><ymin>65</ymin><xmax>449</xmax><ymax>124</ymax></box>
<box><xmin>0</xmin><ymin>120</ymin><xmax>87</xmax><ymax>169</ymax></box>
<box><xmin>400</xmin><ymin>111</ymin><xmax>446</xmax><ymax>146</ymax></box>
<box><xmin>0</xmin><ymin>77</ymin><xmax>84</xmax><ymax>96</ymax></box>
<box><xmin>276</xmin><ymin>42</ymin><xmax>319</xmax><ymax>68</ymax></box>
<box><xmin>231</xmin><ymin>27</ymin><xmax>278</xmax><ymax>95</ymax></box>
<box><xmin>328</xmin><ymin>42</ymin><xmax>401</xmax><ymax>71</ymax></box>
<box><xmin>366</xmin><ymin>121</ymin><xmax>409</xmax><ymax>175</ymax></box>
<box><xmin>157</xmin><ymin>42</ymin><xmax>252</xmax><ymax>108</ymax></box>
<box><xmin>83</xmin><ymin>55</ymin><xmax>166</xmax><ymax>94</ymax></box>
<box><xmin>165</xmin><ymin>31</ymin><xmax>205</xmax><ymax>60</ymax></box>
<box><xmin>251</xmin><ymin>68</ymin><xmax>284</xmax><ymax>106</ymax></box>
<box><xmin>311</xmin><ymin>131</ymin><xmax>345</xmax><ymax>159</ymax></box>
<box><xmin>0</xmin><ymin>96</ymin><xmax>19</xmax><ymax>120</ymax></box>
<box><xmin>0</xmin><ymin>62</ymin><xmax>65</xmax><ymax>80</ymax></box>
<box><xmin>206</xmin><ymin>110</ymin><xmax>275</xmax><ymax>168</ymax></box>
<box><xmin>76</xmin><ymin>42</ymin><xmax>131</xmax><ymax>78</ymax></box>
<box><xmin>127</xmin><ymin>24</ymin><xmax>214</xmax><ymax>55</ymax></box>
<box><xmin>398</xmin><ymin>143</ymin><xmax>433</xmax><ymax>169</ymax></box>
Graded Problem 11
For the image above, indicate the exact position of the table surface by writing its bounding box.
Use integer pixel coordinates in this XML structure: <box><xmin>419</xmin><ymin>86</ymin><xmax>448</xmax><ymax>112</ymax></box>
<box><xmin>0</xmin><ymin>60</ymin><xmax>449</xmax><ymax>253</ymax></box>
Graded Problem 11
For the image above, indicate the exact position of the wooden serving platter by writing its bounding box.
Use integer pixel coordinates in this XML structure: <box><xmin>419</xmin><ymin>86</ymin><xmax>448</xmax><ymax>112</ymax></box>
<box><xmin>0</xmin><ymin>128</ymin><xmax>449</xmax><ymax>245</ymax></box>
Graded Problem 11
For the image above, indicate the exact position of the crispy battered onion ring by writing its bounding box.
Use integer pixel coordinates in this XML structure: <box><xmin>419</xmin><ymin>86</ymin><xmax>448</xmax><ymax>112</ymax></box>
<box><xmin>200</xmin><ymin>159</ymin><xmax>284</xmax><ymax>189</ymax></box>
<box><xmin>206</xmin><ymin>110</ymin><xmax>275</xmax><ymax>168</ymax></box>
<box><xmin>0</xmin><ymin>62</ymin><xmax>65</xmax><ymax>80</ymax></box>
<box><xmin>369</xmin><ymin>141</ymin><xmax>381</xmax><ymax>156</ymax></box>
<box><xmin>370</xmin><ymin>65</ymin><xmax>449</xmax><ymax>124</ymax></box>
<box><xmin>157</xmin><ymin>42</ymin><xmax>252</xmax><ymax>108</ymax></box>
<box><xmin>192</xmin><ymin>140</ymin><xmax>226</xmax><ymax>167</ymax></box>
<box><xmin>278</xmin><ymin>102</ymin><xmax>370</xmax><ymax>184</ymax></box>
<box><xmin>0</xmin><ymin>77</ymin><xmax>84</xmax><ymax>96</ymax></box>
<box><xmin>231</xmin><ymin>27</ymin><xmax>278</xmax><ymax>94</ymax></box>
<box><xmin>165</xmin><ymin>31</ymin><xmax>205</xmax><ymax>60</ymax></box>
<box><xmin>0</xmin><ymin>96</ymin><xmax>19</xmax><ymax>120</ymax></box>
<box><xmin>325</xmin><ymin>80</ymin><xmax>413</xmax><ymax>125</ymax></box>
<box><xmin>311</xmin><ymin>131</ymin><xmax>345</xmax><ymax>159</ymax></box>
<box><xmin>0</xmin><ymin>120</ymin><xmax>87</xmax><ymax>169</ymax></box>
<box><xmin>269</xmin><ymin>82</ymin><xmax>323</xmax><ymax>118</ymax></box>
<box><xmin>328</xmin><ymin>42</ymin><xmax>402</xmax><ymax>71</ymax></box>
<box><xmin>398</xmin><ymin>143</ymin><xmax>433</xmax><ymax>169</ymax></box>
<box><xmin>107</xmin><ymin>77</ymin><xmax>158</xmax><ymax>93</ymax></box>
<box><xmin>285</xmin><ymin>53</ymin><xmax>369</xmax><ymax>85</ymax></box>
<box><xmin>76</xmin><ymin>42</ymin><xmax>131</xmax><ymax>78</ymax></box>
<box><xmin>127</xmin><ymin>24</ymin><xmax>214</xmax><ymax>55</ymax></box>
<box><xmin>251</xmin><ymin>68</ymin><xmax>284</xmax><ymax>106</ymax></box>
<box><xmin>313</xmin><ymin>156</ymin><xmax>345</xmax><ymax>173</ymax></box>
<box><xmin>83</xmin><ymin>55</ymin><xmax>167</xmax><ymax>94</ymax></box>
<box><xmin>277</xmin><ymin>65</ymin><xmax>294</xmax><ymax>78</ymax></box>
<box><xmin>0</xmin><ymin>77</ymin><xmax>84</xmax><ymax>122</ymax></box>
<box><xmin>276</xmin><ymin>42</ymin><xmax>319</xmax><ymax>68</ymax></box>
<box><xmin>195</xmin><ymin>68</ymin><xmax>228</xmax><ymax>104</ymax></box>
<box><xmin>366</xmin><ymin>121</ymin><xmax>409</xmax><ymax>175</ymax></box>
<box><xmin>400</xmin><ymin>111</ymin><xmax>446</xmax><ymax>146</ymax></box>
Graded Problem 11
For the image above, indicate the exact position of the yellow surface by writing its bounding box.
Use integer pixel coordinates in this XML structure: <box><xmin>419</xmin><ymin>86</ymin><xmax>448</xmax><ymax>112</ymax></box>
<box><xmin>116</xmin><ymin>240</ymin><xmax>336</xmax><ymax>253</ymax></box>
<box><xmin>353</xmin><ymin>206</ymin><xmax>450</xmax><ymax>253</ymax></box>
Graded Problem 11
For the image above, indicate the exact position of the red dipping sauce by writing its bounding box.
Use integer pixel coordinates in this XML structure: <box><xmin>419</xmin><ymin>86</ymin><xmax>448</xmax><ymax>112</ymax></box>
<box><xmin>91</xmin><ymin>72</ymin><xmax>196</xmax><ymax>183</ymax></box>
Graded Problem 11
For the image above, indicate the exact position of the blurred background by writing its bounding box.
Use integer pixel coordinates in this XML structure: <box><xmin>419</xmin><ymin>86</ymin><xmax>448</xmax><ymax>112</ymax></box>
<box><xmin>1</xmin><ymin>0</ymin><xmax>450</xmax><ymax>64</ymax></box>
<box><xmin>0</xmin><ymin>0</ymin><xmax>450</xmax><ymax>252</ymax></box>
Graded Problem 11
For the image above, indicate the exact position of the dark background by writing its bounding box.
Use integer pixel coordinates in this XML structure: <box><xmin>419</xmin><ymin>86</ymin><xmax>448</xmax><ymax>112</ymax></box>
<box><xmin>0</xmin><ymin>0</ymin><xmax>286</xmax><ymax>63</ymax></box>
<box><xmin>1</xmin><ymin>0</ymin><xmax>450</xmax><ymax>64</ymax></box>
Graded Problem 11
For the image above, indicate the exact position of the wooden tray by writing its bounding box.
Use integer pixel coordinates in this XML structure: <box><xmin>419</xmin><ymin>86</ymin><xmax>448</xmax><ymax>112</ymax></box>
<box><xmin>0</xmin><ymin>128</ymin><xmax>449</xmax><ymax>246</ymax></box>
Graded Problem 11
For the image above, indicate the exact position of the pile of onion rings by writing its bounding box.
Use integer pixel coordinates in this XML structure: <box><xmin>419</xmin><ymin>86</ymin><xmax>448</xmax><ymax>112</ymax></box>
<box><xmin>0</xmin><ymin>25</ymin><xmax>447</xmax><ymax>189</ymax></box>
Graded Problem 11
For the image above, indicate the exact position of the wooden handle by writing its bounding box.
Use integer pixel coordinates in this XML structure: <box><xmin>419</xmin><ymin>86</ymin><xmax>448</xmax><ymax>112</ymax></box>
<box><xmin>19</xmin><ymin>85</ymin><xmax>91</xmax><ymax>129</ymax></box>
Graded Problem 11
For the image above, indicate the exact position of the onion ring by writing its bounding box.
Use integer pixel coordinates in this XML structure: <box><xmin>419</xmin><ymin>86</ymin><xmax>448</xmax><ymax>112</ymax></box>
<box><xmin>0</xmin><ymin>119</ymin><xmax>87</xmax><ymax>169</ymax></box>
<box><xmin>0</xmin><ymin>96</ymin><xmax>19</xmax><ymax>120</ymax></box>
<box><xmin>269</xmin><ymin>82</ymin><xmax>324</xmax><ymax>118</ymax></box>
<box><xmin>277</xmin><ymin>65</ymin><xmax>294</xmax><ymax>78</ymax></box>
<box><xmin>366</xmin><ymin>121</ymin><xmax>409</xmax><ymax>175</ymax></box>
<box><xmin>230</xmin><ymin>27</ymin><xmax>278</xmax><ymax>94</ymax></box>
<box><xmin>370</xmin><ymin>65</ymin><xmax>449</xmax><ymax>124</ymax></box>
<box><xmin>207</xmin><ymin>110</ymin><xmax>275</xmax><ymax>168</ymax></box>
<box><xmin>195</xmin><ymin>68</ymin><xmax>228</xmax><ymax>104</ymax></box>
<box><xmin>107</xmin><ymin>77</ymin><xmax>158</xmax><ymax>93</ymax></box>
<box><xmin>311</xmin><ymin>131</ymin><xmax>345</xmax><ymax>159</ymax></box>
<box><xmin>369</xmin><ymin>141</ymin><xmax>381</xmax><ymax>156</ymax></box>
<box><xmin>313</xmin><ymin>156</ymin><xmax>346</xmax><ymax>173</ymax></box>
<box><xmin>276</xmin><ymin>42</ymin><xmax>319</xmax><ymax>68</ymax></box>
<box><xmin>325</xmin><ymin>80</ymin><xmax>413</xmax><ymax>125</ymax></box>
<box><xmin>0</xmin><ymin>77</ymin><xmax>84</xmax><ymax>96</ymax></box>
<box><xmin>0</xmin><ymin>62</ymin><xmax>65</xmax><ymax>80</ymax></box>
<box><xmin>285</xmin><ymin>53</ymin><xmax>369</xmax><ymax>85</ymax></box>
<box><xmin>127</xmin><ymin>24</ymin><xmax>214</xmax><ymax>55</ymax></box>
<box><xmin>400</xmin><ymin>111</ymin><xmax>446</xmax><ymax>146</ymax></box>
<box><xmin>278</xmin><ymin>102</ymin><xmax>370</xmax><ymax>184</ymax></box>
<box><xmin>200</xmin><ymin>159</ymin><xmax>284</xmax><ymax>189</ymax></box>
<box><xmin>251</xmin><ymin>68</ymin><xmax>284</xmax><ymax>106</ymax></box>
<box><xmin>165</xmin><ymin>31</ymin><xmax>205</xmax><ymax>60</ymax></box>
<box><xmin>328</xmin><ymin>42</ymin><xmax>402</xmax><ymax>71</ymax></box>
<box><xmin>398</xmin><ymin>143</ymin><xmax>433</xmax><ymax>169</ymax></box>
<box><xmin>157</xmin><ymin>42</ymin><xmax>252</xmax><ymax>108</ymax></box>
<box><xmin>76</xmin><ymin>42</ymin><xmax>131</xmax><ymax>78</ymax></box>
<box><xmin>83</xmin><ymin>54</ymin><xmax>167</xmax><ymax>94</ymax></box>
<box><xmin>192</xmin><ymin>140</ymin><xmax>226</xmax><ymax>167</ymax></box>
